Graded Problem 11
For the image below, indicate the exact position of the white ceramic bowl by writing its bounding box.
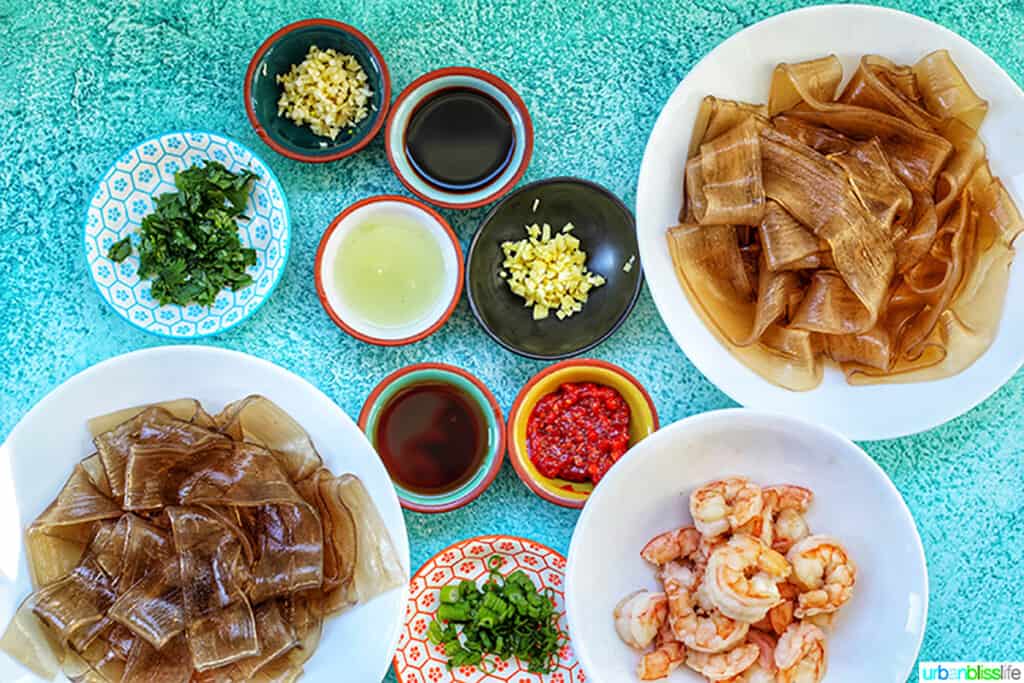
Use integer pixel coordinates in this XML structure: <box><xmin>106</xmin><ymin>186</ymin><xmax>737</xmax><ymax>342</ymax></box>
<box><xmin>635</xmin><ymin>5</ymin><xmax>1024</xmax><ymax>440</ymax></box>
<box><xmin>314</xmin><ymin>195</ymin><xmax>464</xmax><ymax>345</ymax></box>
<box><xmin>566</xmin><ymin>409</ymin><xmax>927</xmax><ymax>683</ymax></box>
<box><xmin>0</xmin><ymin>346</ymin><xmax>409</xmax><ymax>682</ymax></box>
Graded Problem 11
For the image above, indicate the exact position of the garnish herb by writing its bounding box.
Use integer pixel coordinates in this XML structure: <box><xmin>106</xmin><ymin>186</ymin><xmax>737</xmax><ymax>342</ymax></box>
<box><xmin>105</xmin><ymin>161</ymin><xmax>260</xmax><ymax>306</ymax></box>
<box><xmin>427</xmin><ymin>555</ymin><xmax>567</xmax><ymax>674</ymax></box>
<box><xmin>107</xmin><ymin>237</ymin><xmax>133</xmax><ymax>263</ymax></box>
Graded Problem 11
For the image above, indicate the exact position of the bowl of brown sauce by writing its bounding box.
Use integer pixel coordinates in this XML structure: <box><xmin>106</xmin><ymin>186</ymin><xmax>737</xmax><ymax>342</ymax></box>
<box><xmin>358</xmin><ymin>362</ymin><xmax>506</xmax><ymax>512</ymax></box>
<box><xmin>384</xmin><ymin>67</ymin><xmax>533</xmax><ymax>209</ymax></box>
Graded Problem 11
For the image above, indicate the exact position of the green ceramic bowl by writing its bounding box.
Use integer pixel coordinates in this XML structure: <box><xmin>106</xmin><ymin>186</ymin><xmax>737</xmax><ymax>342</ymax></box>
<box><xmin>466</xmin><ymin>177</ymin><xmax>643</xmax><ymax>360</ymax></box>
<box><xmin>358</xmin><ymin>363</ymin><xmax>506</xmax><ymax>513</ymax></box>
<box><xmin>244</xmin><ymin>19</ymin><xmax>390</xmax><ymax>163</ymax></box>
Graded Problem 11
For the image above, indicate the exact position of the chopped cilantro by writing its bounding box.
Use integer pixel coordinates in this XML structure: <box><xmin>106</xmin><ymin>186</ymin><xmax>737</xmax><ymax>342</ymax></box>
<box><xmin>107</xmin><ymin>161</ymin><xmax>260</xmax><ymax>307</ymax></box>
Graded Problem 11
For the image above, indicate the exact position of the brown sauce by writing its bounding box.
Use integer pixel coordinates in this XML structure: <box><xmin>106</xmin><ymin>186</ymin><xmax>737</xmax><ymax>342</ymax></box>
<box><xmin>404</xmin><ymin>87</ymin><xmax>515</xmax><ymax>193</ymax></box>
<box><xmin>375</xmin><ymin>383</ymin><xmax>486</xmax><ymax>494</ymax></box>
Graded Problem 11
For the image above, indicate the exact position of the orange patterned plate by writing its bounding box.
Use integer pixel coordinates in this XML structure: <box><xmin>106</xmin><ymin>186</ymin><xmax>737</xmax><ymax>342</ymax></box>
<box><xmin>394</xmin><ymin>535</ymin><xmax>583</xmax><ymax>683</ymax></box>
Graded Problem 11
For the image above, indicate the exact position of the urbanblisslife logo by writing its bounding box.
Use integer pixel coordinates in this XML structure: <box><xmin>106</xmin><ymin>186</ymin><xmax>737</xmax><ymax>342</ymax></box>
<box><xmin>920</xmin><ymin>663</ymin><xmax>1024</xmax><ymax>681</ymax></box>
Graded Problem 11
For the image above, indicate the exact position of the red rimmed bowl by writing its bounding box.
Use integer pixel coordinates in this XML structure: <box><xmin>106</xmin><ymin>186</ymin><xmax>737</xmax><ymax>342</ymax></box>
<box><xmin>385</xmin><ymin>67</ymin><xmax>533</xmax><ymax>209</ymax></box>
<box><xmin>245</xmin><ymin>18</ymin><xmax>390</xmax><ymax>163</ymax></box>
<box><xmin>359</xmin><ymin>363</ymin><xmax>506</xmax><ymax>513</ymax></box>
<box><xmin>315</xmin><ymin>195</ymin><xmax>463</xmax><ymax>346</ymax></box>
<box><xmin>507</xmin><ymin>359</ymin><xmax>659</xmax><ymax>508</ymax></box>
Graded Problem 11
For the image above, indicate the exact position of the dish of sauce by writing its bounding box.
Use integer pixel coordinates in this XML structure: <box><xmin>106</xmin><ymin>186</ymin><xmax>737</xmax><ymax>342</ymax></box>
<box><xmin>376</xmin><ymin>383</ymin><xmax>486</xmax><ymax>494</ymax></box>
<box><xmin>526</xmin><ymin>382</ymin><xmax>631</xmax><ymax>484</ymax></box>
<box><xmin>404</xmin><ymin>87</ymin><xmax>516</xmax><ymax>193</ymax></box>
<box><xmin>332</xmin><ymin>212</ymin><xmax>446</xmax><ymax>329</ymax></box>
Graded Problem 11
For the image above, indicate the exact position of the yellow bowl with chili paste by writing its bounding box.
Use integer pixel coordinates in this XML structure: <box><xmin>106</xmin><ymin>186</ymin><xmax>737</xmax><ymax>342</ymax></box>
<box><xmin>507</xmin><ymin>359</ymin><xmax>658</xmax><ymax>508</ymax></box>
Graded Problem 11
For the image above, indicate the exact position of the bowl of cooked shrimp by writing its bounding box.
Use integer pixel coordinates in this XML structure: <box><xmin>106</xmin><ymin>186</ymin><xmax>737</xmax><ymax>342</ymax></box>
<box><xmin>565</xmin><ymin>409</ymin><xmax>927</xmax><ymax>683</ymax></box>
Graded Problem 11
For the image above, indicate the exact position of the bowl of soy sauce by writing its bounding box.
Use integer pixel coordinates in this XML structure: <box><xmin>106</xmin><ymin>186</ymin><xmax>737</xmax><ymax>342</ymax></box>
<box><xmin>358</xmin><ymin>363</ymin><xmax>506</xmax><ymax>513</ymax></box>
<box><xmin>385</xmin><ymin>67</ymin><xmax>533</xmax><ymax>209</ymax></box>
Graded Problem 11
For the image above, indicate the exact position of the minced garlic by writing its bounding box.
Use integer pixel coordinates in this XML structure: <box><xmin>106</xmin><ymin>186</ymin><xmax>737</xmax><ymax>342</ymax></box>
<box><xmin>276</xmin><ymin>45</ymin><xmax>373</xmax><ymax>139</ymax></box>
<box><xmin>499</xmin><ymin>222</ymin><xmax>606</xmax><ymax>320</ymax></box>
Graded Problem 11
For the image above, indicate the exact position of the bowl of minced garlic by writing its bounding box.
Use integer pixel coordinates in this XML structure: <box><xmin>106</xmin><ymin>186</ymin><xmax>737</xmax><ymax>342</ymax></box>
<box><xmin>500</xmin><ymin>222</ymin><xmax>606</xmax><ymax>320</ymax></box>
<box><xmin>245</xmin><ymin>19</ymin><xmax>391</xmax><ymax>162</ymax></box>
<box><xmin>466</xmin><ymin>177</ymin><xmax>643</xmax><ymax>360</ymax></box>
<box><xmin>277</xmin><ymin>46</ymin><xmax>372</xmax><ymax>140</ymax></box>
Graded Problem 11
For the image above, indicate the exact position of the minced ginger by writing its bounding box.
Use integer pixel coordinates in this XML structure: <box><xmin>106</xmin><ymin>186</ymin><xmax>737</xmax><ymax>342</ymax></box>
<box><xmin>500</xmin><ymin>223</ymin><xmax>606</xmax><ymax>320</ymax></box>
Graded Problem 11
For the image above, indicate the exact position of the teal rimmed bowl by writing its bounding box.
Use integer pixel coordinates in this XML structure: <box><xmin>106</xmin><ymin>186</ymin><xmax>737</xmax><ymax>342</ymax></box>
<box><xmin>358</xmin><ymin>363</ymin><xmax>506</xmax><ymax>513</ymax></box>
<box><xmin>244</xmin><ymin>18</ymin><xmax>390</xmax><ymax>163</ymax></box>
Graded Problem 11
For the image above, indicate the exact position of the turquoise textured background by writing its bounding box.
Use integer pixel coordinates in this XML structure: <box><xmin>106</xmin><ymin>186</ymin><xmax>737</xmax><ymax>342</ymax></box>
<box><xmin>1</xmin><ymin>1</ymin><xmax>1022</xmax><ymax>680</ymax></box>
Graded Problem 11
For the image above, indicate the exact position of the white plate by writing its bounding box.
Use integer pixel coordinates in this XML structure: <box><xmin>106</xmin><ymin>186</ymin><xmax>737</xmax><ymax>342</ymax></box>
<box><xmin>636</xmin><ymin>4</ymin><xmax>1024</xmax><ymax>440</ymax></box>
<box><xmin>566</xmin><ymin>409</ymin><xmax>927</xmax><ymax>682</ymax></box>
<box><xmin>0</xmin><ymin>346</ymin><xmax>410</xmax><ymax>682</ymax></box>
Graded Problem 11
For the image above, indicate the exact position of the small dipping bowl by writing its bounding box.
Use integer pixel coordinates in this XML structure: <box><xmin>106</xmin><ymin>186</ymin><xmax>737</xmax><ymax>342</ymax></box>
<box><xmin>467</xmin><ymin>177</ymin><xmax>643</xmax><ymax>360</ymax></box>
<box><xmin>507</xmin><ymin>359</ymin><xmax>658</xmax><ymax>508</ymax></box>
<box><xmin>359</xmin><ymin>363</ymin><xmax>506</xmax><ymax>513</ymax></box>
<box><xmin>245</xmin><ymin>19</ymin><xmax>390</xmax><ymax>162</ymax></box>
<box><xmin>385</xmin><ymin>67</ymin><xmax>533</xmax><ymax>209</ymax></box>
<box><xmin>315</xmin><ymin>195</ymin><xmax>463</xmax><ymax>345</ymax></box>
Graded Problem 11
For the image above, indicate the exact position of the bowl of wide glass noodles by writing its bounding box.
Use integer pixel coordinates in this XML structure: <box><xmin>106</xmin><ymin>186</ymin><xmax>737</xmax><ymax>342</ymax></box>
<box><xmin>635</xmin><ymin>5</ymin><xmax>1024</xmax><ymax>439</ymax></box>
<box><xmin>0</xmin><ymin>346</ymin><xmax>408</xmax><ymax>682</ymax></box>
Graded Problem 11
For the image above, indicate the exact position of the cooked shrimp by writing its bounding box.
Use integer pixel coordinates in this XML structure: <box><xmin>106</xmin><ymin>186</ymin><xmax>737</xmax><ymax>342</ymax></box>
<box><xmin>763</xmin><ymin>484</ymin><xmax>814</xmax><ymax>511</ymax></box>
<box><xmin>735</xmin><ymin>509</ymin><xmax>774</xmax><ymax>547</ymax></box>
<box><xmin>787</xmin><ymin>535</ymin><xmax>856</xmax><ymax>617</ymax></box>
<box><xmin>775</xmin><ymin>622</ymin><xmax>828</xmax><ymax>683</ymax></box>
<box><xmin>660</xmin><ymin>561</ymin><xmax>749</xmax><ymax>653</ymax></box>
<box><xmin>719</xmin><ymin>634</ymin><xmax>778</xmax><ymax>682</ymax></box>
<box><xmin>637</xmin><ymin>621</ymin><xmax>686</xmax><ymax>680</ymax></box>
<box><xmin>686</xmin><ymin>642</ymin><xmax>760</xmax><ymax>680</ymax></box>
<box><xmin>751</xmin><ymin>581</ymin><xmax>798</xmax><ymax>636</ymax></box>
<box><xmin>705</xmin><ymin>534</ymin><xmax>791</xmax><ymax>623</ymax></box>
<box><xmin>765</xmin><ymin>599</ymin><xmax>795</xmax><ymax>636</ymax></box>
<box><xmin>747</xmin><ymin>630</ymin><xmax>779</xmax><ymax>670</ymax></box>
<box><xmin>752</xmin><ymin>603</ymin><xmax>794</xmax><ymax>637</ymax></box>
<box><xmin>641</xmin><ymin>526</ymin><xmax>701</xmax><ymax>565</ymax></box>
<box><xmin>614</xmin><ymin>590</ymin><xmax>668</xmax><ymax>650</ymax></box>
<box><xmin>719</xmin><ymin>631</ymin><xmax>779</xmax><ymax>683</ymax></box>
<box><xmin>763</xmin><ymin>485</ymin><xmax>813</xmax><ymax>553</ymax></box>
<box><xmin>692</xmin><ymin>533</ymin><xmax>727</xmax><ymax>572</ymax></box>
<box><xmin>773</xmin><ymin>508</ymin><xmax>811</xmax><ymax>554</ymax></box>
<box><xmin>690</xmin><ymin>477</ymin><xmax>764</xmax><ymax>537</ymax></box>
<box><xmin>757</xmin><ymin>485</ymin><xmax>810</xmax><ymax>552</ymax></box>
<box><xmin>804</xmin><ymin>610</ymin><xmax>838</xmax><ymax>631</ymax></box>
<box><xmin>734</xmin><ymin>490</ymin><xmax>775</xmax><ymax>547</ymax></box>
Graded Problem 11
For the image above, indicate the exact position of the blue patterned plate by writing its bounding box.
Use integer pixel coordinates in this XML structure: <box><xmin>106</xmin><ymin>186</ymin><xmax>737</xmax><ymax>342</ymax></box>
<box><xmin>84</xmin><ymin>131</ymin><xmax>290</xmax><ymax>337</ymax></box>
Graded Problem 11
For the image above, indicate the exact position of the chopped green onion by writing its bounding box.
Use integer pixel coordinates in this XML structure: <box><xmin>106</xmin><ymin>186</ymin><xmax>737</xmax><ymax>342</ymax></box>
<box><xmin>426</xmin><ymin>554</ymin><xmax>565</xmax><ymax>674</ymax></box>
<box><xmin>440</xmin><ymin>585</ymin><xmax>461</xmax><ymax>604</ymax></box>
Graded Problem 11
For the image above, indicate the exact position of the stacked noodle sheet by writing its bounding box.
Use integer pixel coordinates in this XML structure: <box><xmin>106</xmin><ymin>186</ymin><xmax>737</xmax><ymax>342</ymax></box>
<box><xmin>0</xmin><ymin>396</ymin><xmax>404</xmax><ymax>683</ymax></box>
<box><xmin>667</xmin><ymin>51</ymin><xmax>1023</xmax><ymax>390</ymax></box>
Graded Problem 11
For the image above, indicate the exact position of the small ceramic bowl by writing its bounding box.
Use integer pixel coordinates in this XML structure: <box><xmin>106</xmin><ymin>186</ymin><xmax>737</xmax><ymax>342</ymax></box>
<box><xmin>359</xmin><ymin>363</ymin><xmax>506</xmax><ymax>513</ymax></box>
<box><xmin>245</xmin><ymin>19</ymin><xmax>390</xmax><ymax>162</ymax></box>
<box><xmin>466</xmin><ymin>177</ymin><xmax>643</xmax><ymax>360</ymax></box>
<box><xmin>507</xmin><ymin>359</ymin><xmax>658</xmax><ymax>508</ymax></box>
<box><xmin>385</xmin><ymin>67</ymin><xmax>533</xmax><ymax>209</ymax></box>
<box><xmin>84</xmin><ymin>130</ymin><xmax>290</xmax><ymax>338</ymax></box>
<box><xmin>315</xmin><ymin>195</ymin><xmax>463</xmax><ymax>346</ymax></box>
<box><xmin>394</xmin><ymin>535</ymin><xmax>582</xmax><ymax>682</ymax></box>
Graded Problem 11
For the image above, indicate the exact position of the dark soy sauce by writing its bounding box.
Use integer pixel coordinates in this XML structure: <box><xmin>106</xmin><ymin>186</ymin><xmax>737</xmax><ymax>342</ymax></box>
<box><xmin>404</xmin><ymin>87</ymin><xmax>516</xmax><ymax>193</ymax></box>
<box><xmin>375</xmin><ymin>383</ymin><xmax>486</xmax><ymax>494</ymax></box>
